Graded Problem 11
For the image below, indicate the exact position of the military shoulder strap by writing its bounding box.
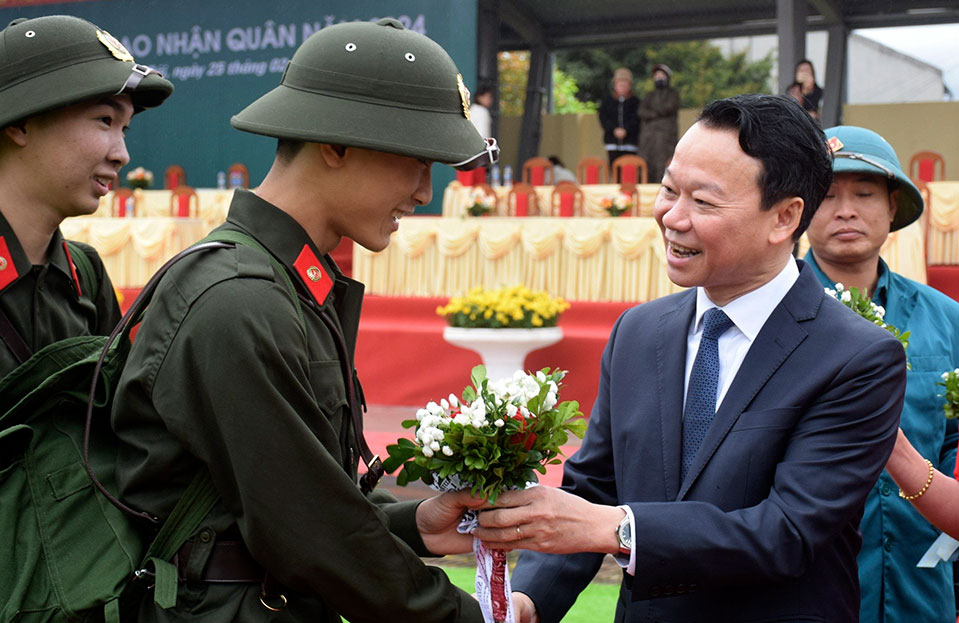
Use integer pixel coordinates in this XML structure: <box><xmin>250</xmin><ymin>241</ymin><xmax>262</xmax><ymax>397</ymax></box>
<box><xmin>65</xmin><ymin>240</ymin><xmax>101</xmax><ymax>303</ymax></box>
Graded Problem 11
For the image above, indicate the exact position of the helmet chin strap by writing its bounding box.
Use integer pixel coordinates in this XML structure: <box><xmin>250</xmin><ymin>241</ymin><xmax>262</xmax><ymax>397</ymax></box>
<box><xmin>115</xmin><ymin>64</ymin><xmax>163</xmax><ymax>95</ymax></box>
<box><xmin>450</xmin><ymin>137</ymin><xmax>500</xmax><ymax>170</ymax></box>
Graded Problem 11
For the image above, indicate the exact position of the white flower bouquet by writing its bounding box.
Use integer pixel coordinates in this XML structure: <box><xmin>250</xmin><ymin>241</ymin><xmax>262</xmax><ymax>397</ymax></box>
<box><xmin>825</xmin><ymin>283</ymin><xmax>909</xmax><ymax>353</ymax></box>
<box><xmin>384</xmin><ymin>365</ymin><xmax>586</xmax><ymax>622</ymax></box>
<box><xmin>467</xmin><ymin>187</ymin><xmax>497</xmax><ymax>217</ymax></box>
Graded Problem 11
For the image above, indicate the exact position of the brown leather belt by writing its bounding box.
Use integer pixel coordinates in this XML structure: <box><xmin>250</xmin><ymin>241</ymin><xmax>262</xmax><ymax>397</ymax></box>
<box><xmin>175</xmin><ymin>540</ymin><xmax>265</xmax><ymax>583</ymax></box>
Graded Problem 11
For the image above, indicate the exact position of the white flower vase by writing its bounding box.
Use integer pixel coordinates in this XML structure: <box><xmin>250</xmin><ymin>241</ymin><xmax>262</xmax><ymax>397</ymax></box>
<box><xmin>442</xmin><ymin>326</ymin><xmax>564</xmax><ymax>382</ymax></box>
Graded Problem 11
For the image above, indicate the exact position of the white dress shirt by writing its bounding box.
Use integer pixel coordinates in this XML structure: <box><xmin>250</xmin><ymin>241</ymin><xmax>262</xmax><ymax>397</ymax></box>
<box><xmin>619</xmin><ymin>256</ymin><xmax>800</xmax><ymax>575</ymax></box>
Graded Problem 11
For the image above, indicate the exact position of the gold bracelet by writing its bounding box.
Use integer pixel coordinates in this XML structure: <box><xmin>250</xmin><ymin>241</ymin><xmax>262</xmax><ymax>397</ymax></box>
<box><xmin>899</xmin><ymin>459</ymin><xmax>935</xmax><ymax>501</ymax></box>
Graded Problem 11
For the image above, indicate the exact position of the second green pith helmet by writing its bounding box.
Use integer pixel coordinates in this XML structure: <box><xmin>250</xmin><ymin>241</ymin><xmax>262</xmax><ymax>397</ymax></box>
<box><xmin>0</xmin><ymin>15</ymin><xmax>172</xmax><ymax>127</ymax></box>
<box><xmin>232</xmin><ymin>18</ymin><xmax>498</xmax><ymax>171</ymax></box>
<box><xmin>825</xmin><ymin>126</ymin><xmax>923</xmax><ymax>232</ymax></box>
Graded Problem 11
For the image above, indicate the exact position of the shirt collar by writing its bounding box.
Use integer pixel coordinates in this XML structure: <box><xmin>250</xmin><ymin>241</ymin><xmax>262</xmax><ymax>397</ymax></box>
<box><xmin>694</xmin><ymin>256</ymin><xmax>800</xmax><ymax>341</ymax></box>
<box><xmin>0</xmin><ymin>210</ymin><xmax>77</xmax><ymax>287</ymax></box>
<box><xmin>803</xmin><ymin>250</ymin><xmax>890</xmax><ymax>308</ymax></box>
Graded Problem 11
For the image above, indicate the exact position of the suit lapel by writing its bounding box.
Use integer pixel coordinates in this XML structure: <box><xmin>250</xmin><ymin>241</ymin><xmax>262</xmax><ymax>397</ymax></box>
<box><xmin>678</xmin><ymin>263</ymin><xmax>821</xmax><ymax>499</ymax></box>
<box><xmin>656</xmin><ymin>290</ymin><xmax>696</xmax><ymax>501</ymax></box>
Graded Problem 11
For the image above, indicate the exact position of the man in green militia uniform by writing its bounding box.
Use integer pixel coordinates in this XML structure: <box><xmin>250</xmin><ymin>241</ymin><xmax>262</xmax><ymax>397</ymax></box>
<box><xmin>112</xmin><ymin>19</ymin><xmax>498</xmax><ymax>622</ymax></box>
<box><xmin>0</xmin><ymin>15</ymin><xmax>171</xmax><ymax>376</ymax></box>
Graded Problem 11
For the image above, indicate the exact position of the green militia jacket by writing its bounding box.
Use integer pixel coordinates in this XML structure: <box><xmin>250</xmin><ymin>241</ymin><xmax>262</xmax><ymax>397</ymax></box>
<box><xmin>0</xmin><ymin>211</ymin><xmax>120</xmax><ymax>377</ymax></box>
<box><xmin>112</xmin><ymin>190</ymin><xmax>482</xmax><ymax>622</ymax></box>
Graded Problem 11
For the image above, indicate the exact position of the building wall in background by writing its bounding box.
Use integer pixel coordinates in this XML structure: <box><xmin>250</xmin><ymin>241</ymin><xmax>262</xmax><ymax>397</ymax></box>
<box><xmin>711</xmin><ymin>32</ymin><xmax>945</xmax><ymax>103</ymax></box>
<box><xmin>0</xmin><ymin>0</ymin><xmax>478</xmax><ymax>214</ymax></box>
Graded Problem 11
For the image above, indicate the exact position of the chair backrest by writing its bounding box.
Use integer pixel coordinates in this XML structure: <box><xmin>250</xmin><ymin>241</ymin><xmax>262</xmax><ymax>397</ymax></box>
<box><xmin>522</xmin><ymin>157</ymin><xmax>554</xmax><ymax>186</ymax></box>
<box><xmin>576</xmin><ymin>156</ymin><xmax>608</xmax><ymax>185</ymax></box>
<box><xmin>550</xmin><ymin>181</ymin><xmax>584</xmax><ymax>217</ymax></box>
<box><xmin>169</xmin><ymin>185</ymin><xmax>199</xmax><ymax>218</ymax></box>
<box><xmin>226</xmin><ymin>162</ymin><xmax>250</xmax><ymax>189</ymax></box>
<box><xmin>164</xmin><ymin>165</ymin><xmax>186</xmax><ymax>189</ymax></box>
<box><xmin>619</xmin><ymin>183</ymin><xmax>641</xmax><ymax>217</ymax></box>
<box><xmin>909</xmin><ymin>150</ymin><xmax>945</xmax><ymax>183</ymax></box>
<box><xmin>506</xmin><ymin>182</ymin><xmax>539</xmax><ymax>217</ymax></box>
<box><xmin>467</xmin><ymin>183</ymin><xmax>500</xmax><ymax>216</ymax></box>
<box><xmin>611</xmin><ymin>155</ymin><xmax>649</xmax><ymax>185</ymax></box>
<box><xmin>110</xmin><ymin>188</ymin><xmax>137</xmax><ymax>218</ymax></box>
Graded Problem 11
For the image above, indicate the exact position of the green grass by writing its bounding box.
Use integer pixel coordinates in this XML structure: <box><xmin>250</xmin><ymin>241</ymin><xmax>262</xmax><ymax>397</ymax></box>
<box><xmin>440</xmin><ymin>565</ymin><xmax>618</xmax><ymax>623</ymax></box>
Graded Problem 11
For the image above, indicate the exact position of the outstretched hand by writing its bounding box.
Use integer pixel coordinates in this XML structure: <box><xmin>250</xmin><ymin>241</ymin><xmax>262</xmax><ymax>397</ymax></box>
<box><xmin>474</xmin><ymin>486</ymin><xmax>624</xmax><ymax>554</ymax></box>
<box><xmin>416</xmin><ymin>489</ymin><xmax>489</xmax><ymax>555</ymax></box>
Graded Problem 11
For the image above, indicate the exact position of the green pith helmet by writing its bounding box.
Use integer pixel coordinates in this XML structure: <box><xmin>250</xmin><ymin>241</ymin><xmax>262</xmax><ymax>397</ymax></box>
<box><xmin>0</xmin><ymin>15</ymin><xmax>173</xmax><ymax>128</ymax></box>
<box><xmin>825</xmin><ymin>125</ymin><xmax>923</xmax><ymax>232</ymax></box>
<box><xmin>232</xmin><ymin>18</ymin><xmax>498</xmax><ymax>171</ymax></box>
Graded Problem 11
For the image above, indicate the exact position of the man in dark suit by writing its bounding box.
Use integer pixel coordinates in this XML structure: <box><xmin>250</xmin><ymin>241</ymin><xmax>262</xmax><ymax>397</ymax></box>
<box><xmin>475</xmin><ymin>94</ymin><xmax>907</xmax><ymax>622</ymax></box>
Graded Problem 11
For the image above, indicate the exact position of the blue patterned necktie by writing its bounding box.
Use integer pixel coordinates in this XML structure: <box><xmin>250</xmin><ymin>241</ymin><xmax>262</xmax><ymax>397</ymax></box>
<box><xmin>681</xmin><ymin>307</ymin><xmax>735</xmax><ymax>480</ymax></box>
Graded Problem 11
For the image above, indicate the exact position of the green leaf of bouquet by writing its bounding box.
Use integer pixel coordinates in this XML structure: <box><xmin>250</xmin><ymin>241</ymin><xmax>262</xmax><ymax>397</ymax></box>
<box><xmin>471</xmin><ymin>365</ymin><xmax>488</xmax><ymax>389</ymax></box>
<box><xmin>400</xmin><ymin>419</ymin><xmax>418</xmax><ymax>429</ymax></box>
<box><xmin>462</xmin><ymin>386</ymin><xmax>477</xmax><ymax>403</ymax></box>
<box><xmin>567</xmin><ymin>418</ymin><xmax>588</xmax><ymax>438</ymax></box>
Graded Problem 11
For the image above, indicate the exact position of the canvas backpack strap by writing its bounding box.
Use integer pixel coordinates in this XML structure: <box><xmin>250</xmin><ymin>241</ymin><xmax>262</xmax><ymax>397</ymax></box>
<box><xmin>135</xmin><ymin>470</ymin><xmax>220</xmax><ymax>610</ymax></box>
<box><xmin>0</xmin><ymin>305</ymin><xmax>31</xmax><ymax>364</ymax></box>
<box><xmin>64</xmin><ymin>240</ymin><xmax>100</xmax><ymax>302</ymax></box>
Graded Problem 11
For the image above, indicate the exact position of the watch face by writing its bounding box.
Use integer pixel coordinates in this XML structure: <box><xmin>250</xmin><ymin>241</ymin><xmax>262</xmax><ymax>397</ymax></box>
<box><xmin>619</xmin><ymin>517</ymin><xmax>632</xmax><ymax>549</ymax></box>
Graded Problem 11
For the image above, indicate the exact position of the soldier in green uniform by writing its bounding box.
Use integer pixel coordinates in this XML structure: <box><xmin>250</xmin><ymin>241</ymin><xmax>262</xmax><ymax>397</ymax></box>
<box><xmin>112</xmin><ymin>18</ymin><xmax>498</xmax><ymax>622</ymax></box>
<box><xmin>0</xmin><ymin>15</ymin><xmax>172</xmax><ymax>376</ymax></box>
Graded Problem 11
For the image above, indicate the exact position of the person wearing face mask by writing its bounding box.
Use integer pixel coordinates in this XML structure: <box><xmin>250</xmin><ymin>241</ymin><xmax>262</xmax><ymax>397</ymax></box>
<box><xmin>598</xmin><ymin>67</ymin><xmax>640</xmax><ymax>169</ymax></box>
<box><xmin>638</xmin><ymin>63</ymin><xmax>679</xmax><ymax>183</ymax></box>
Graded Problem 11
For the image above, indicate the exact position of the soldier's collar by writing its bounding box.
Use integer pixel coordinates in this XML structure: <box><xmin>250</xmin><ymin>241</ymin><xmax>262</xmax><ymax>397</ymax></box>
<box><xmin>225</xmin><ymin>189</ymin><xmax>339</xmax><ymax>306</ymax></box>
<box><xmin>0</xmin><ymin>211</ymin><xmax>76</xmax><ymax>295</ymax></box>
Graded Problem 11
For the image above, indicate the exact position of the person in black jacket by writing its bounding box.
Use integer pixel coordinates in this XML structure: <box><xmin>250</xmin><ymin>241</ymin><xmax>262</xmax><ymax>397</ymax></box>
<box><xmin>598</xmin><ymin>67</ymin><xmax>640</xmax><ymax>169</ymax></box>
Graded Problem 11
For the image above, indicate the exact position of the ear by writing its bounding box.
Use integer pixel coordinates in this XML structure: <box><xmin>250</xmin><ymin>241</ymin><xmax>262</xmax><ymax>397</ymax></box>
<box><xmin>768</xmin><ymin>196</ymin><xmax>803</xmax><ymax>246</ymax></box>
<box><xmin>318</xmin><ymin>143</ymin><xmax>348</xmax><ymax>169</ymax></box>
<box><xmin>888</xmin><ymin>189</ymin><xmax>899</xmax><ymax>224</ymax></box>
<box><xmin>3</xmin><ymin>123</ymin><xmax>29</xmax><ymax>147</ymax></box>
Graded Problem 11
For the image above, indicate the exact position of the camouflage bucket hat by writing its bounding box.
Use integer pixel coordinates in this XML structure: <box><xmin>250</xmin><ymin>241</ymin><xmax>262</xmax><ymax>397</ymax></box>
<box><xmin>0</xmin><ymin>15</ymin><xmax>173</xmax><ymax>128</ymax></box>
<box><xmin>232</xmin><ymin>18</ymin><xmax>498</xmax><ymax>171</ymax></box>
<box><xmin>825</xmin><ymin>125</ymin><xmax>923</xmax><ymax>232</ymax></box>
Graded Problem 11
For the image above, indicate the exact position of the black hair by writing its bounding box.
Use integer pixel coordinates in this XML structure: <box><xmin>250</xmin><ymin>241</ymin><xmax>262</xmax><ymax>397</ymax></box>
<box><xmin>548</xmin><ymin>155</ymin><xmax>564</xmax><ymax>167</ymax></box>
<box><xmin>275</xmin><ymin>139</ymin><xmax>305</xmax><ymax>164</ymax></box>
<box><xmin>475</xmin><ymin>86</ymin><xmax>493</xmax><ymax>98</ymax></box>
<box><xmin>697</xmin><ymin>94</ymin><xmax>833</xmax><ymax>241</ymax></box>
<box><xmin>795</xmin><ymin>59</ymin><xmax>816</xmax><ymax>80</ymax></box>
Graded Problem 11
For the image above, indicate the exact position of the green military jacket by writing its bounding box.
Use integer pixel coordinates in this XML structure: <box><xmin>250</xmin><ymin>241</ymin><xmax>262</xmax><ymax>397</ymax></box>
<box><xmin>0</xmin><ymin>211</ymin><xmax>120</xmax><ymax>377</ymax></box>
<box><xmin>112</xmin><ymin>190</ymin><xmax>482</xmax><ymax>622</ymax></box>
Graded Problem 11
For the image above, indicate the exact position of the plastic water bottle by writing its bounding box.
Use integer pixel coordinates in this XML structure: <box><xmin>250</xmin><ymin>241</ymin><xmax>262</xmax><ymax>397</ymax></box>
<box><xmin>503</xmin><ymin>164</ymin><xmax>513</xmax><ymax>188</ymax></box>
<box><xmin>216</xmin><ymin>171</ymin><xmax>226</xmax><ymax>189</ymax></box>
<box><xmin>491</xmin><ymin>164</ymin><xmax>501</xmax><ymax>187</ymax></box>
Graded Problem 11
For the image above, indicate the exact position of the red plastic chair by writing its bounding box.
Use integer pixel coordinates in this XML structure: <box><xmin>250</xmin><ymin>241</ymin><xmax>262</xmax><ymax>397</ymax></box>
<box><xmin>227</xmin><ymin>162</ymin><xmax>250</xmax><ymax>189</ymax></box>
<box><xmin>110</xmin><ymin>187</ymin><xmax>138</xmax><ymax>217</ymax></box>
<box><xmin>909</xmin><ymin>151</ymin><xmax>945</xmax><ymax>183</ymax></box>
<box><xmin>164</xmin><ymin>165</ymin><xmax>186</xmax><ymax>189</ymax></box>
<box><xmin>169</xmin><ymin>185</ymin><xmax>199</xmax><ymax>218</ymax></box>
<box><xmin>611</xmin><ymin>155</ymin><xmax>649</xmax><ymax>185</ymax></box>
<box><xmin>577</xmin><ymin>156</ymin><xmax>609</xmax><ymax>185</ymax></box>
<box><xmin>522</xmin><ymin>157</ymin><xmax>554</xmax><ymax>186</ymax></box>
<box><xmin>549</xmin><ymin>181</ymin><xmax>584</xmax><ymax>217</ymax></box>
<box><xmin>506</xmin><ymin>182</ymin><xmax>539</xmax><ymax>217</ymax></box>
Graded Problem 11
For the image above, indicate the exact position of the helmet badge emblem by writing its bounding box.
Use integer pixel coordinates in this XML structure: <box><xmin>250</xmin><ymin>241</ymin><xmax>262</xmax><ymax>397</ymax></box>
<box><xmin>97</xmin><ymin>29</ymin><xmax>134</xmax><ymax>62</ymax></box>
<box><xmin>457</xmin><ymin>74</ymin><xmax>471</xmax><ymax>121</ymax></box>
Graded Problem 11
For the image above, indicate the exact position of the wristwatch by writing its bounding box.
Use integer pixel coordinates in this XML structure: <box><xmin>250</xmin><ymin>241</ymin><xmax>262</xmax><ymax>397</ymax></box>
<box><xmin>616</xmin><ymin>512</ymin><xmax>632</xmax><ymax>556</ymax></box>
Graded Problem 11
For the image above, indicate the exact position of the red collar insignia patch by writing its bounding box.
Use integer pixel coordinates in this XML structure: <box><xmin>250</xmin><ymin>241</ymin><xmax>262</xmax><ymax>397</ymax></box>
<box><xmin>0</xmin><ymin>236</ymin><xmax>19</xmax><ymax>293</ymax></box>
<box><xmin>61</xmin><ymin>242</ymin><xmax>83</xmax><ymax>297</ymax></box>
<box><xmin>293</xmin><ymin>244</ymin><xmax>332</xmax><ymax>305</ymax></box>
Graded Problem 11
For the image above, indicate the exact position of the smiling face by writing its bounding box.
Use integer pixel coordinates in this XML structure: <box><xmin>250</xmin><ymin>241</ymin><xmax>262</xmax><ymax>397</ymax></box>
<box><xmin>654</xmin><ymin>122</ymin><xmax>799</xmax><ymax>305</ymax></box>
<box><xmin>806</xmin><ymin>172</ymin><xmax>896</xmax><ymax>269</ymax></box>
<box><xmin>14</xmin><ymin>95</ymin><xmax>133</xmax><ymax>219</ymax></box>
<box><xmin>329</xmin><ymin>147</ymin><xmax>433</xmax><ymax>253</ymax></box>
